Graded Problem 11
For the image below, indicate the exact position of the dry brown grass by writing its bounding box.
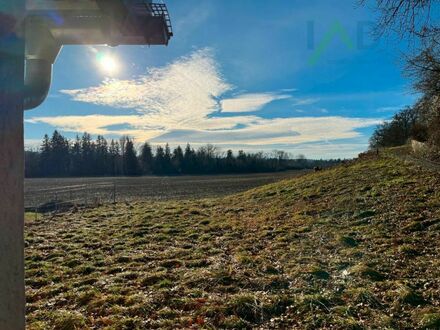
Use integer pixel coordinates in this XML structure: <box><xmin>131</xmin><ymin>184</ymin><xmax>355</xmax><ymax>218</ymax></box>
<box><xmin>26</xmin><ymin>154</ymin><xmax>440</xmax><ymax>329</ymax></box>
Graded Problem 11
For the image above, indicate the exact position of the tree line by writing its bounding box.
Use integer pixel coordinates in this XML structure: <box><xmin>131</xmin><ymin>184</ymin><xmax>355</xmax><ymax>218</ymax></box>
<box><xmin>365</xmin><ymin>1</ymin><xmax>440</xmax><ymax>157</ymax></box>
<box><xmin>25</xmin><ymin>131</ymin><xmax>340</xmax><ymax>178</ymax></box>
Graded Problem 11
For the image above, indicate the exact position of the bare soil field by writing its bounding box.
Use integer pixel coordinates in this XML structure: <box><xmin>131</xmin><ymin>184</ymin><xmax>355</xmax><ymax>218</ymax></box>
<box><xmin>25</xmin><ymin>170</ymin><xmax>308</xmax><ymax>209</ymax></box>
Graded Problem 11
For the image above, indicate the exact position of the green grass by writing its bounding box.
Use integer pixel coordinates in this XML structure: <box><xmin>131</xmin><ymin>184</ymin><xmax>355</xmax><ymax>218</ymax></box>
<box><xmin>25</xmin><ymin>153</ymin><xmax>440</xmax><ymax>329</ymax></box>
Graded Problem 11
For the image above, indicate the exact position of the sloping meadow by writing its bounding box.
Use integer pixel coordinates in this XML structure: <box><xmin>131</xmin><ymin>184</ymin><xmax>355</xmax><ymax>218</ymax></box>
<box><xmin>26</xmin><ymin>155</ymin><xmax>440</xmax><ymax>329</ymax></box>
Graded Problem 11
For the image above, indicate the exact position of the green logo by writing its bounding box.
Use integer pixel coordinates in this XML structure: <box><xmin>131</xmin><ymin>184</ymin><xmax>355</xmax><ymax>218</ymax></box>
<box><xmin>307</xmin><ymin>21</ymin><xmax>355</xmax><ymax>66</ymax></box>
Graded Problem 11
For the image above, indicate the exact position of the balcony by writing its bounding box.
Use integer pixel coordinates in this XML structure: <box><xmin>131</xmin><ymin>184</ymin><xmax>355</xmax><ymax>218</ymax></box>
<box><xmin>25</xmin><ymin>0</ymin><xmax>173</xmax><ymax>46</ymax></box>
<box><xmin>122</xmin><ymin>1</ymin><xmax>173</xmax><ymax>45</ymax></box>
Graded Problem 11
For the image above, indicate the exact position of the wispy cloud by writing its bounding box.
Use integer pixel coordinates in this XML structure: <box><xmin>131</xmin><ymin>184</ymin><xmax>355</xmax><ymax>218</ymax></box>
<box><xmin>61</xmin><ymin>49</ymin><xmax>231</xmax><ymax>129</ymax></box>
<box><xmin>375</xmin><ymin>105</ymin><xmax>404</xmax><ymax>113</ymax></box>
<box><xmin>291</xmin><ymin>97</ymin><xmax>319</xmax><ymax>106</ymax></box>
<box><xmin>220</xmin><ymin>93</ymin><xmax>291</xmax><ymax>113</ymax></box>
<box><xmin>27</xmin><ymin>49</ymin><xmax>381</xmax><ymax>153</ymax></box>
<box><xmin>26</xmin><ymin>114</ymin><xmax>159</xmax><ymax>139</ymax></box>
<box><xmin>173</xmin><ymin>2</ymin><xmax>214</xmax><ymax>40</ymax></box>
<box><xmin>151</xmin><ymin>116</ymin><xmax>381</xmax><ymax>145</ymax></box>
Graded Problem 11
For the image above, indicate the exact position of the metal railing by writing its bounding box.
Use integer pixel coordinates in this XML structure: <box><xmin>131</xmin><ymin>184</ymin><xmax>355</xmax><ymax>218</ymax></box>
<box><xmin>149</xmin><ymin>2</ymin><xmax>173</xmax><ymax>36</ymax></box>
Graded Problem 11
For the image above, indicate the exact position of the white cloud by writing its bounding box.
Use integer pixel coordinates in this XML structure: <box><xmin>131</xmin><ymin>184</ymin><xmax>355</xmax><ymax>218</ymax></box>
<box><xmin>24</xmin><ymin>139</ymin><xmax>42</xmax><ymax>150</ymax></box>
<box><xmin>291</xmin><ymin>97</ymin><xmax>319</xmax><ymax>106</ymax></box>
<box><xmin>209</xmin><ymin>142</ymin><xmax>372</xmax><ymax>160</ymax></box>
<box><xmin>27</xmin><ymin>49</ymin><xmax>382</xmax><ymax>157</ymax></box>
<box><xmin>220</xmin><ymin>93</ymin><xmax>291</xmax><ymax>113</ymax></box>
<box><xmin>27</xmin><ymin>114</ymin><xmax>144</xmax><ymax>136</ymax></box>
<box><xmin>151</xmin><ymin>116</ymin><xmax>381</xmax><ymax>145</ymax></box>
<box><xmin>60</xmin><ymin>48</ymin><xmax>232</xmax><ymax>131</ymax></box>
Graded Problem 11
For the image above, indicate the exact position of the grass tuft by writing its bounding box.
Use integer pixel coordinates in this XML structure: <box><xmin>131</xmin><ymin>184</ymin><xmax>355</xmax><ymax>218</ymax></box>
<box><xmin>338</xmin><ymin>235</ymin><xmax>359</xmax><ymax>247</ymax></box>
<box><xmin>418</xmin><ymin>313</ymin><xmax>440</xmax><ymax>329</ymax></box>
<box><xmin>396</xmin><ymin>286</ymin><xmax>424</xmax><ymax>306</ymax></box>
<box><xmin>349</xmin><ymin>264</ymin><xmax>385</xmax><ymax>281</ymax></box>
<box><xmin>51</xmin><ymin>310</ymin><xmax>87</xmax><ymax>330</ymax></box>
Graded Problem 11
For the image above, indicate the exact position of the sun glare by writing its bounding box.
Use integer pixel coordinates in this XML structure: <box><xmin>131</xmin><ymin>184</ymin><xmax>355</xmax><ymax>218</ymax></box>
<box><xmin>96</xmin><ymin>53</ymin><xmax>119</xmax><ymax>75</ymax></box>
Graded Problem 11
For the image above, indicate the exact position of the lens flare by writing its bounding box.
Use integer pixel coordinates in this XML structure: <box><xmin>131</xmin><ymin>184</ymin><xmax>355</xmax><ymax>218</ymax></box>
<box><xmin>96</xmin><ymin>53</ymin><xmax>119</xmax><ymax>75</ymax></box>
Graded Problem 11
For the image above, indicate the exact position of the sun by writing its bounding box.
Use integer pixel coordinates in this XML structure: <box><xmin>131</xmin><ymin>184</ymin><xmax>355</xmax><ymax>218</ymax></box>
<box><xmin>96</xmin><ymin>53</ymin><xmax>119</xmax><ymax>75</ymax></box>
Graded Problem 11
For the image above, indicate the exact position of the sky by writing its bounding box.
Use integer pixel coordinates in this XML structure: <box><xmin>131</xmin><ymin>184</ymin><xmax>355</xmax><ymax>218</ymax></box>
<box><xmin>24</xmin><ymin>0</ymin><xmax>419</xmax><ymax>159</ymax></box>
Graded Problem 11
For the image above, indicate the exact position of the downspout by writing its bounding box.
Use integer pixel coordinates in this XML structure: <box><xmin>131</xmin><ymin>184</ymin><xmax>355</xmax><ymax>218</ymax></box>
<box><xmin>24</xmin><ymin>59</ymin><xmax>53</xmax><ymax>110</ymax></box>
<box><xmin>24</xmin><ymin>18</ymin><xmax>61</xmax><ymax>110</ymax></box>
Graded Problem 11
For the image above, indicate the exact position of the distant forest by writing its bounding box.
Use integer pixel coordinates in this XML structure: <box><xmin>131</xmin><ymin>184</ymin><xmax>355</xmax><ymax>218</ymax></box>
<box><xmin>25</xmin><ymin>131</ymin><xmax>340</xmax><ymax>178</ymax></box>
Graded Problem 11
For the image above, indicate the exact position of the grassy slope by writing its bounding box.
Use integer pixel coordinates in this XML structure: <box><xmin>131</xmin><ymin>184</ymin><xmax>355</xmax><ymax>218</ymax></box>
<box><xmin>26</xmin><ymin>153</ymin><xmax>440</xmax><ymax>329</ymax></box>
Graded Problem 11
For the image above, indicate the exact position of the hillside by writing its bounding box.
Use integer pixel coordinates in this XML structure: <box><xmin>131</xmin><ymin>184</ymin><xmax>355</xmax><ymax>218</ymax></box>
<box><xmin>26</xmin><ymin>152</ymin><xmax>440</xmax><ymax>329</ymax></box>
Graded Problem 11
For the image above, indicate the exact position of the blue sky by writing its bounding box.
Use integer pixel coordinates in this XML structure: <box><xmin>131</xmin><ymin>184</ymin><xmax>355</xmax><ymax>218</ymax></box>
<box><xmin>24</xmin><ymin>0</ymin><xmax>418</xmax><ymax>158</ymax></box>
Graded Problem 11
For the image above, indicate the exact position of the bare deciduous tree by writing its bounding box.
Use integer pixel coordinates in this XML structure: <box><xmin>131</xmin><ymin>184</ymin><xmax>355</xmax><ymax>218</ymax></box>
<box><xmin>361</xmin><ymin>0</ymin><xmax>435</xmax><ymax>39</ymax></box>
<box><xmin>406</xmin><ymin>47</ymin><xmax>440</xmax><ymax>96</ymax></box>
